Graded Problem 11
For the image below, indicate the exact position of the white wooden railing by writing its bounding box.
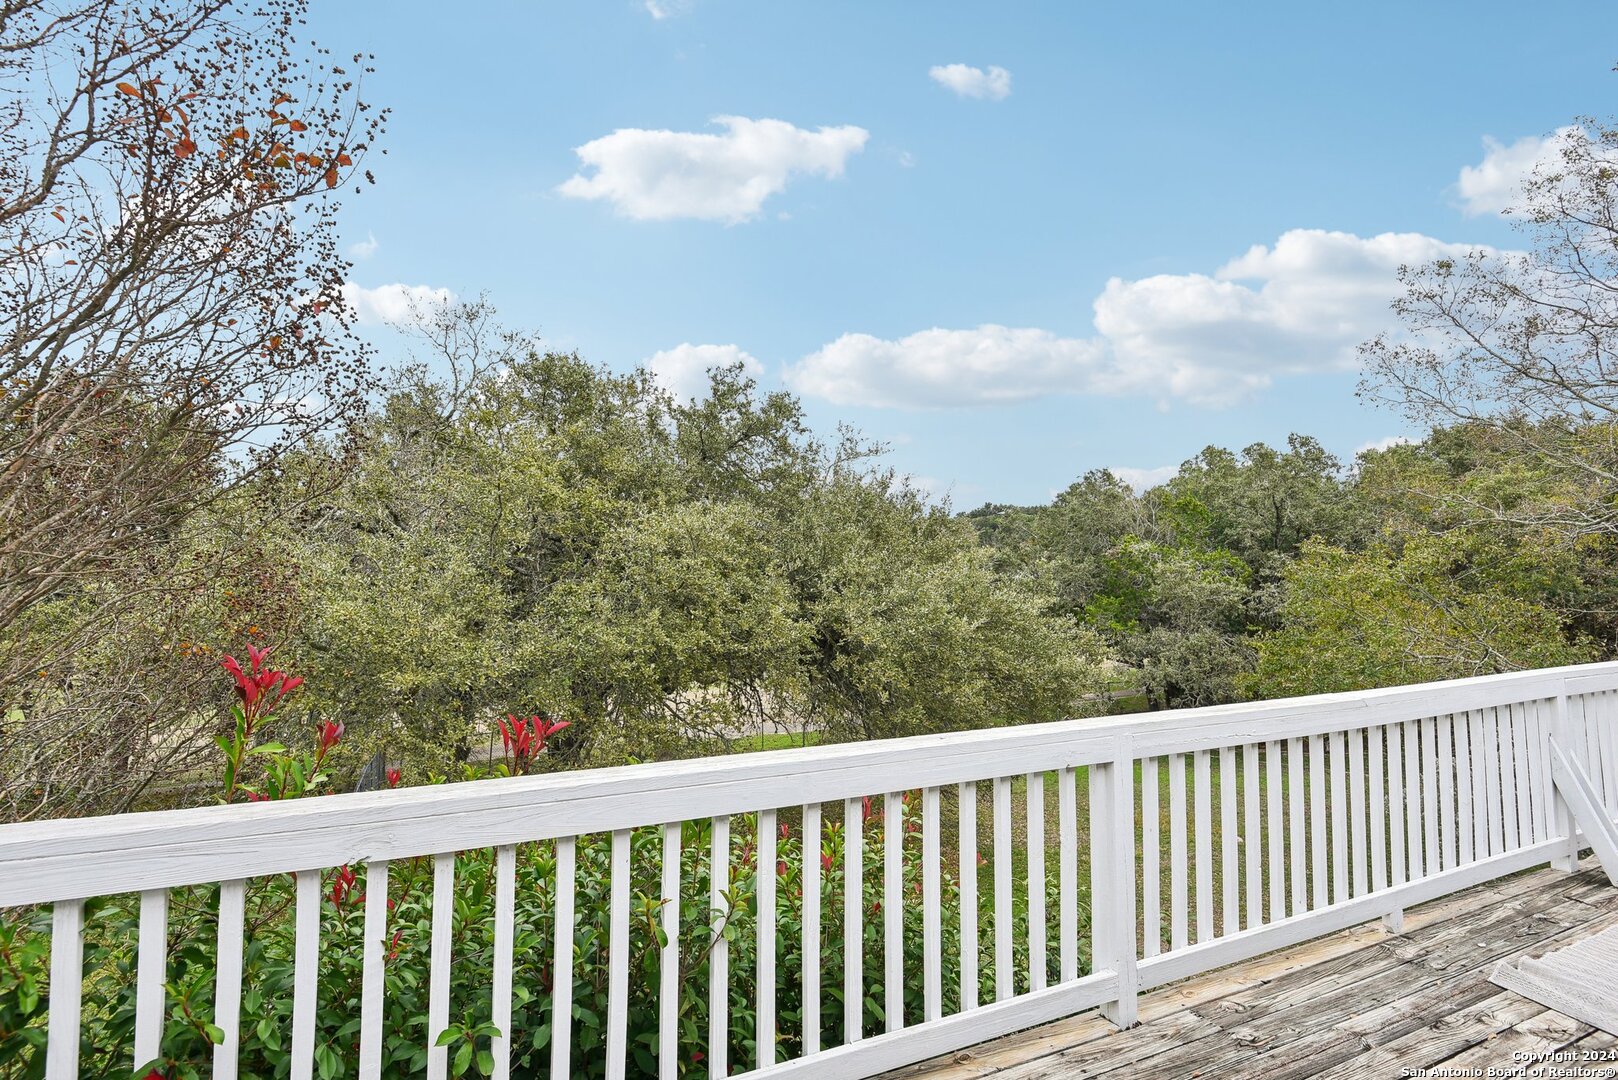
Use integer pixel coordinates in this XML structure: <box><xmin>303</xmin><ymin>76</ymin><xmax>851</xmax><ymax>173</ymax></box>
<box><xmin>5</xmin><ymin>662</ymin><xmax>1618</xmax><ymax>1079</ymax></box>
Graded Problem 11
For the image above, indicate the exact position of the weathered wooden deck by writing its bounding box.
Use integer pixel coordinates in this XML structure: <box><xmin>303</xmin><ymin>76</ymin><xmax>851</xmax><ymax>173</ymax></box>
<box><xmin>885</xmin><ymin>858</ymin><xmax>1618</xmax><ymax>1079</ymax></box>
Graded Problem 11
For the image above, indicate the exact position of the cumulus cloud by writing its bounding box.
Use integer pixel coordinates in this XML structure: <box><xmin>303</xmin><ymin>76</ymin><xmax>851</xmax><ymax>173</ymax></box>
<box><xmin>645</xmin><ymin>343</ymin><xmax>763</xmax><ymax>400</ymax></box>
<box><xmin>928</xmin><ymin>63</ymin><xmax>1012</xmax><ymax>101</ymax></box>
<box><xmin>1354</xmin><ymin>434</ymin><xmax>1415</xmax><ymax>457</ymax></box>
<box><xmin>340</xmin><ymin>282</ymin><xmax>455</xmax><ymax>325</ymax></box>
<box><xmin>785</xmin><ymin>229</ymin><xmax>1495</xmax><ymax>409</ymax></box>
<box><xmin>558</xmin><ymin>116</ymin><xmax>869</xmax><ymax>223</ymax></box>
<box><xmin>347</xmin><ymin>232</ymin><xmax>378</xmax><ymax>260</ymax></box>
<box><xmin>788</xmin><ymin>325</ymin><xmax>1105</xmax><ymax>408</ymax></box>
<box><xmin>1454</xmin><ymin>126</ymin><xmax>1577</xmax><ymax>216</ymax></box>
<box><xmin>1110</xmin><ymin>465</ymin><xmax>1178</xmax><ymax>493</ymax></box>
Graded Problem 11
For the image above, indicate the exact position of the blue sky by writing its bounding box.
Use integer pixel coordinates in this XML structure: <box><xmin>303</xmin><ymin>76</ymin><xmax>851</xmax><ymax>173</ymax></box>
<box><xmin>307</xmin><ymin>1</ymin><xmax>1618</xmax><ymax>506</ymax></box>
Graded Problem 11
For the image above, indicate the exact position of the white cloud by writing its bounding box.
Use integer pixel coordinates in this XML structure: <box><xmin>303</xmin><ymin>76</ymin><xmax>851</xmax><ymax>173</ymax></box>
<box><xmin>340</xmin><ymin>282</ymin><xmax>455</xmax><ymax>325</ymax></box>
<box><xmin>1354</xmin><ymin>435</ymin><xmax>1414</xmax><ymax>457</ymax></box>
<box><xmin>928</xmin><ymin>63</ymin><xmax>1012</xmax><ymax>101</ymax></box>
<box><xmin>786</xmin><ymin>229</ymin><xmax>1496</xmax><ymax>410</ymax></box>
<box><xmin>645</xmin><ymin>342</ymin><xmax>763</xmax><ymax>400</ymax></box>
<box><xmin>787</xmin><ymin>325</ymin><xmax>1106</xmax><ymax>408</ymax></box>
<box><xmin>347</xmin><ymin>232</ymin><xmax>378</xmax><ymax>260</ymax></box>
<box><xmin>1110</xmin><ymin>465</ymin><xmax>1178</xmax><ymax>493</ymax></box>
<box><xmin>1454</xmin><ymin>125</ymin><xmax>1590</xmax><ymax>216</ymax></box>
<box><xmin>558</xmin><ymin>116</ymin><xmax>869</xmax><ymax>223</ymax></box>
<box><xmin>643</xmin><ymin>0</ymin><xmax>691</xmax><ymax>17</ymax></box>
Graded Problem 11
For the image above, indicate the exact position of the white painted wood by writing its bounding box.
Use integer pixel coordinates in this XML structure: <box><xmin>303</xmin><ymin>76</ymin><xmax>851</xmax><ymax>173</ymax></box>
<box><xmin>553</xmin><ymin>837</ymin><xmax>579</xmax><ymax>1080</ymax></box>
<box><xmin>1404</xmin><ymin>720</ymin><xmax>1425</xmax><ymax>880</ymax></box>
<box><xmin>214</xmin><ymin>878</ymin><xmax>247</xmax><ymax>1080</ymax></box>
<box><xmin>1169</xmin><ymin>752</ymin><xmax>1189</xmax><ymax>950</ymax></box>
<box><xmin>14</xmin><ymin>664</ymin><xmax>1618</xmax><ymax>909</ymax></box>
<box><xmin>708</xmin><ymin>819</ymin><xmax>728</xmax><ymax>1075</ymax></box>
<box><xmin>1368</xmin><ymin>726</ymin><xmax>1387</xmax><ymax>894</ymax></box>
<box><xmin>1598</xmin><ymin>693</ymin><xmax>1618</xmax><ymax>815</ymax></box>
<box><xmin>758</xmin><ymin>811</ymin><xmax>778</xmax><ymax>1066</ymax></box>
<box><xmin>1387</xmin><ymin>721</ymin><xmax>1407</xmax><ymax>887</ymax></box>
<box><xmin>1510</xmin><ymin>702</ymin><xmax>1534</xmax><ymax>845</ymax></box>
<box><xmin>291</xmin><ymin>869</ymin><xmax>321</xmax><ymax>1080</ymax></box>
<box><xmin>1346</xmin><ymin>731</ymin><xmax>1366</xmax><ymax>899</ymax></box>
<box><xmin>1549</xmin><ymin>694</ymin><xmax>1579</xmax><ymax>872</ymax></box>
<box><xmin>1089</xmin><ymin>757</ymin><xmax>1138</xmax><ymax>1028</ymax></box>
<box><xmin>884</xmin><ymin>792</ymin><xmax>902</xmax><ymax>1033</ymax></box>
<box><xmin>1483</xmin><ymin>706</ymin><xmax>1505</xmax><ymax>857</ymax></box>
<box><xmin>607</xmin><ymin>830</ymin><xmax>632</xmax><ymax>1079</ymax></box>
<box><xmin>844</xmin><ymin>798</ymin><xmax>863</xmax><ymax>1043</ymax></box>
<box><xmin>491</xmin><ymin>846</ymin><xmax>516</xmax><ymax>1080</ymax></box>
<box><xmin>921</xmin><ymin>786</ymin><xmax>942</xmax><ymax>1021</ymax></box>
<box><xmin>46</xmin><ymin>900</ymin><xmax>83</xmax><ymax>1080</ymax></box>
<box><xmin>1025</xmin><ymin>773</ymin><xmax>1046</xmax><ymax>992</ymax></box>
<box><xmin>957</xmin><ymin>782</ymin><xmax>978</xmax><ymax>1012</ymax></box>
<box><xmin>1421</xmin><ymin>717</ymin><xmax>1441</xmax><ymax>871</ymax></box>
<box><xmin>1436</xmin><ymin>716</ymin><xmax>1456</xmax><ymax>872</ymax></box>
<box><xmin>1308</xmin><ymin>734</ymin><xmax>1326</xmax><ymax>910</ymax></box>
<box><xmin>1524</xmin><ymin>700</ymin><xmax>1549</xmax><ymax>843</ymax></box>
<box><xmin>992</xmin><ymin>776</ymin><xmax>1012</xmax><ymax>1002</ymax></box>
<box><xmin>1471</xmin><ymin>710</ymin><xmax>1492</xmax><ymax>858</ymax></box>
<box><xmin>1139</xmin><ymin>759</ymin><xmax>1161</xmax><ymax>959</ymax></box>
<box><xmin>1287</xmin><ymin>737</ymin><xmax>1305</xmax><ymax>917</ymax></box>
<box><xmin>425</xmin><ymin>854</ymin><xmax>454</xmax><ymax>1080</ymax></box>
<box><xmin>1548</xmin><ymin>739</ymin><xmax>1618</xmax><ymax>886</ymax></box>
<box><xmin>749</xmin><ymin>971</ymin><xmax>1120</xmax><ymax>1080</ymax></box>
<box><xmin>1497</xmin><ymin>708</ymin><xmax>1520</xmax><ymax>852</ymax></box>
<box><xmin>1194</xmin><ymin>750</ymin><xmax>1212</xmax><ymax>943</ymax></box>
<box><xmin>1218</xmin><ymin>746</ymin><xmax>1237</xmax><ymax>936</ymax></box>
<box><xmin>1454</xmin><ymin>715</ymin><xmax>1475</xmax><ymax>865</ymax></box>
<box><xmin>357</xmin><ymin>863</ymin><xmax>387</xmax><ymax>1080</ymax></box>
<box><xmin>802</xmin><ymin>802</ymin><xmax>822</xmax><ymax>1054</ymax></box>
<box><xmin>1242</xmin><ymin>742</ymin><xmax>1261</xmax><ymax>927</ymax></box>
<box><xmin>1329</xmin><ymin>730</ymin><xmax>1348</xmax><ymax>905</ymax></box>
<box><xmin>660</xmin><ymin>823</ymin><xmax>681</xmax><ymax>1080</ymax></box>
<box><xmin>1264</xmin><ymin>741</ymin><xmax>1284</xmax><ymax>924</ymax></box>
<box><xmin>134</xmin><ymin>888</ymin><xmax>168</xmax><ymax>1072</ymax></box>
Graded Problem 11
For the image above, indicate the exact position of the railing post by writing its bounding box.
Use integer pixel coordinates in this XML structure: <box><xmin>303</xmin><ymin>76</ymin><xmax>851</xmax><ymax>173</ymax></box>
<box><xmin>1089</xmin><ymin>750</ymin><xmax>1138</xmax><ymax>1029</ymax></box>
<box><xmin>1549</xmin><ymin>690</ymin><xmax>1580</xmax><ymax>873</ymax></box>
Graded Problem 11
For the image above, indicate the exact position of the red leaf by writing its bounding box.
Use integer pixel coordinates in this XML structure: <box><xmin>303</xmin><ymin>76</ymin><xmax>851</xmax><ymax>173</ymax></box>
<box><xmin>288</xmin><ymin>120</ymin><xmax>307</xmax><ymax>133</ymax></box>
<box><xmin>115</xmin><ymin>82</ymin><xmax>141</xmax><ymax>98</ymax></box>
<box><xmin>324</xmin><ymin>166</ymin><xmax>339</xmax><ymax>189</ymax></box>
<box><xmin>176</xmin><ymin>138</ymin><xmax>196</xmax><ymax>159</ymax></box>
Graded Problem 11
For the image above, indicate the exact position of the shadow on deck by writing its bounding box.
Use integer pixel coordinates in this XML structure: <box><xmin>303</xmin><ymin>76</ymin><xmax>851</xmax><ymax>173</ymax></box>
<box><xmin>884</xmin><ymin>859</ymin><xmax>1618</xmax><ymax>1079</ymax></box>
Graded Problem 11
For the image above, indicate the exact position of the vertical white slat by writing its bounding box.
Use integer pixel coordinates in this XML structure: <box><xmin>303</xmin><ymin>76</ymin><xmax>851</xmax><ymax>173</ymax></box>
<box><xmin>921</xmin><ymin>787</ymin><xmax>942</xmax><ymax>1022</ymax></box>
<box><xmin>1169</xmin><ymin>753</ymin><xmax>1189</xmax><ymax>950</ymax></box>
<box><xmin>1510</xmin><ymin>702</ymin><xmax>1534</xmax><ymax>845</ymax></box>
<box><xmin>1090</xmin><ymin>756</ymin><xmax>1139</xmax><ymax>1028</ymax></box>
<box><xmin>607</xmin><ymin>831</ymin><xmax>633</xmax><ymax>1080</ymax></box>
<box><xmin>357</xmin><ymin>864</ymin><xmax>388</xmax><ymax>1080</ymax></box>
<box><xmin>1242</xmin><ymin>743</ymin><xmax>1262</xmax><ymax>928</ymax></box>
<box><xmin>1454</xmin><ymin>714</ymin><xmax>1476</xmax><ymax>864</ymax></box>
<box><xmin>1218</xmin><ymin>746</ymin><xmax>1238</xmax><ymax>936</ymax></box>
<box><xmin>491</xmin><ymin>846</ymin><xmax>516</xmax><ymax>1080</ymax></box>
<box><xmin>1193</xmin><ymin>750</ymin><xmax>1213</xmax><ymax>943</ymax></box>
<box><xmin>214</xmin><ymin>878</ymin><xmax>247</xmax><ymax>1080</ymax></box>
<box><xmin>1329</xmin><ymin>730</ymin><xmax>1349</xmax><ymax>905</ymax></box>
<box><xmin>1471</xmin><ymin>710</ymin><xmax>1493</xmax><ymax>857</ymax></box>
<box><xmin>707</xmin><ymin>819</ymin><xmax>728</xmax><ymax>1075</ymax></box>
<box><xmin>1368</xmin><ymin>726</ymin><xmax>1388</xmax><ymax>893</ymax></box>
<box><xmin>1264</xmin><ymin>742</ymin><xmax>1284</xmax><ymax>923</ymax></box>
<box><xmin>992</xmin><ymin>776</ymin><xmax>1013</xmax><ymax>1001</ymax></box>
<box><xmin>553</xmin><ymin>837</ymin><xmax>579</xmax><ymax>1080</ymax></box>
<box><xmin>1347</xmin><ymin>730</ymin><xmax>1367</xmax><ymax>899</ymax></box>
<box><xmin>1423</xmin><ymin>716</ymin><xmax>1447</xmax><ymax>864</ymax></box>
<box><xmin>1404</xmin><ymin>720</ymin><xmax>1425</xmax><ymax>880</ymax></box>
<box><xmin>1483</xmin><ymin>707</ymin><xmax>1506</xmax><ymax>857</ymax></box>
<box><xmin>424</xmin><ymin>855</ymin><xmax>454</xmax><ymax>1080</ymax></box>
<box><xmin>883</xmin><ymin>793</ymin><xmax>902</xmax><ymax>1033</ymax></box>
<box><xmin>1287</xmin><ymin>738</ymin><xmax>1305</xmax><ymax>917</ymax></box>
<box><xmin>1599</xmin><ymin>693</ymin><xmax>1618</xmax><ymax>815</ymax></box>
<box><xmin>1026</xmin><ymin>773</ymin><xmax>1047</xmax><ymax>992</ymax></box>
<box><xmin>957</xmin><ymin>782</ymin><xmax>978</xmax><ymax>1011</ymax></box>
<box><xmin>844</xmin><ymin>798</ymin><xmax>864</xmax><ymax>1043</ymax></box>
<box><xmin>1387</xmin><ymin>723</ymin><xmax>1407</xmax><ymax>886</ymax></box>
<box><xmin>1583</xmin><ymin>694</ymin><xmax>1606</xmax><ymax>801</ymax></box>
<box><xmin>46</xmin><ymin>900</ymin><xmax>84</xmax><ymax>1080</ymax></box>
<box><xmin>134</xmin><ymin>889</ymin><xmax>168</xmax><ymax>1072</ymax></box>
<box><xmin>1437</xmin><ymin>717</ymin><xmax>1457</xmax><ymax>871</ymax></box>
<box><xmin>1058</xmin><ymin>768</ymin><xmax>1080</xmax><ymax>978</ymax></box>
<box><xmin>659</xmin><ymin>823</ymin><xmax>681</xmax><ymax>1080</ymax></box>
<box><xmin>291</xmin><ymin>871</ymin><xmax>321</xmax><ymax>1080</ymax></box>
<box><xmin>802</xmin><ymin>804</ymin><xmax>822</xmax><ymax>1055</ymax></box>
<box><xmin>1549</xmin><ymin>694</ymin><xmax>1579</xmax><ymax>871</ymax></box>
<box><xmin>1140</xmin><ymin>759</ymin><xmax>1161</xmax><ymax>959</ymax></box>
<box><xmin>1308</xmin><ymin>734</ymin><xmax>1327</xmax><ymax>910</ymax></box>
<box><xmin>757</xmin><ymin>812</ymin><xmax>777</xmax><ymax>1066</ymax></box>
<box><xmin>1525</xmin><ymin>699</ymin><xmax>1549</xmax><ymax>842</ymax></box>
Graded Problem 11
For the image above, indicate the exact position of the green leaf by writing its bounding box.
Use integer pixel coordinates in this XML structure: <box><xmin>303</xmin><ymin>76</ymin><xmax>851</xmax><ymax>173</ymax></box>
<box><xmin>453</xmin><ymin>1040</ymin><xmax>473</xmax><ymax>1075</ymax></box>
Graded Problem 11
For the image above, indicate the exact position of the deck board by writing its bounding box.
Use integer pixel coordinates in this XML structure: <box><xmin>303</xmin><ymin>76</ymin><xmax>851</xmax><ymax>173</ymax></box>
<box><xmin>884</xmin><ymin>859</ymin><xmax>1618</xmax><ymax>1079</ymax></box>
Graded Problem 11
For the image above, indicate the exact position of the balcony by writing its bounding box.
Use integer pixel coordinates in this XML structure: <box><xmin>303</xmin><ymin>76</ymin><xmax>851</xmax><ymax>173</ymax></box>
<box><xmin>4</xmin><ymin>663</ymin><xmax>1617</xmax><ymax>1079</ymax></box>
